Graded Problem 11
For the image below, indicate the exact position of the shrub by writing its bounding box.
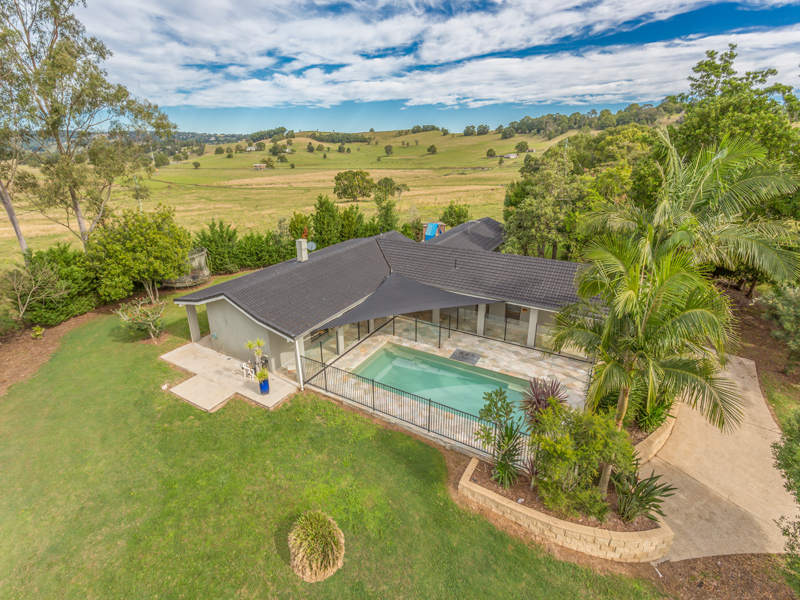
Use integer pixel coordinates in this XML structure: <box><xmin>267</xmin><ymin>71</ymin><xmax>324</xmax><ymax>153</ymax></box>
<box><xmin>439</xmin><ymin>200</ymin><xmax>471</xmax><ymax>228</ymax></box>
<box><xmin>194</xmin><ymin>219</ymin><xmax>239</xmax><ymax>274</ymax></box>
<box><xmin>475</xmin><ymin>388</ymin><xmax>523</xmax><ymax>489</ymax></box>
<box><xmin>636</xmin><ymin>399</ymin><xmax>674</xmax><ymax>433</ymax></box>
<box><xmin>288</xmin><ymin>511</ymin><xmax>345</xmax><ymax>583</ymax></box>
<box><xmin>0</xmin><ymin>308</ymin><xmax>23</xmax><ymax>337</ymax></box>
<box><xmin>31</xmin><ymin>325</ymin><xmax>44</xmax><ymax>339</ymax></box>
<box><xmin>529</xmin><ymin>401</ymin><xmax>634</xmax><ymax>519</ymax></box>
<box><xmin>774</xmin><ymin>411</ymin><xmax>800</xmax><ymax>593</ymax></box>
<box><xmin>486</xmin><ymin>148</ymin><xmax>496</xmax><ymax>158</ymax></box>
<box><xmin>22</xmin><ymin>244</ymin><xmax>98</xmax><ymax>326</ymax></box>
<box><xmin>87</xmin><ymin>206</ymin><xmax>191</xmax><ymax>303</ymax></box>
<box><xmin>1</xmin><ymin>253</ymin><xmax>69</xmax><ymax>324</ymax></box>
<box><xmin>114</xmin><ymin>298</ymin><xmax>167</xmax><ymax>342</ymax></box>
<box><xmin>613</xmin><ymin>464</ymin><xmax>676</xmax><ymax>522</ymax></box>
<box><xmin>235</xmin><ymin>231</ymin><xmax>268</xmax><ymax>270</ymax></box>
<box><xmin>520</xmin><ymin>377</ymin><xmax>567</xmax><ymax>425</ymax></box>
<box><xmin>760</xmin><ymin>286</ymin><xmax>800</xmax><ymax>373</ymax></box>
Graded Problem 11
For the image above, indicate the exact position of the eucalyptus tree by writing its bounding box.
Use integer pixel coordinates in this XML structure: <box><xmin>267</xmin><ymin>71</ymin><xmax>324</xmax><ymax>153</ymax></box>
<box><xmin>0</xmin><ymin>0</ymin><xmax>174</xmax><ymax>252</ymax></box>
<box><xmin>550</xmin><ymin>236</ymin><xmax>742</xmax><ymax>494</ymax></box>
<box><xmin>584</xmin><ymin>129</ymin><xmax>800</xmax><ymax>288</ymax></box>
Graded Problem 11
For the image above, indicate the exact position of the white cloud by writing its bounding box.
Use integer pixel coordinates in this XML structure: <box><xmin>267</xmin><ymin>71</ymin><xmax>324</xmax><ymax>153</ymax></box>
<box><xmin>74</xmin><ymin>1</ymin><xmax>800</xmax><ymax>109</ymax></box>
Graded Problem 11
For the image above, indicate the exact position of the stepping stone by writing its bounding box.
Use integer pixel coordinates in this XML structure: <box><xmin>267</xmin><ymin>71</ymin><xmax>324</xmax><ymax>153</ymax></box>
<box><xmin>449</xmin><ymin>349</ymin><xmax>481</xmax><ymax>365</ymax></box>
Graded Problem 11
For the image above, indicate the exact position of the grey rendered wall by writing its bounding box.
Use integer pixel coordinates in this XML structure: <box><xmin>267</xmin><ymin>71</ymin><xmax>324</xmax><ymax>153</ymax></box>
<box><xmin>268</xmin><ymin>332</ymin><xmax>296</xmax><ymax>371</ymax></box>
<box><xmin>206</xmin><ymin>299</ymin><xmax>275</xmax><ymax>364</ymax></box>
<box><xmin>205</xmin><ymin>299</ymin><xmax>297</xmax><ymax>371</ymax></box>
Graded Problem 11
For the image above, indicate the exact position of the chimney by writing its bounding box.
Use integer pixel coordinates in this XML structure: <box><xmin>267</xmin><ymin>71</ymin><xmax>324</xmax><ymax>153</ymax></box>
<box><xmin>296</xmin><ymin>238</ymin><xmax>308</xmax><ymax>262</ymax></box>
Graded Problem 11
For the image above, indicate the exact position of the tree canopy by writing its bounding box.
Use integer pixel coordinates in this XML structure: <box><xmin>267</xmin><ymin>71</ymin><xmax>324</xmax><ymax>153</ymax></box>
<box><xmin>333</xmin><ymin>170</ymin><xmax>375</xmax><ymax>202</ymax></box>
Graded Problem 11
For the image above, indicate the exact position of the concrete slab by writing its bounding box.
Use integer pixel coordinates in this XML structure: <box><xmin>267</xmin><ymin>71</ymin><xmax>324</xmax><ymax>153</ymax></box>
<box><xmin>646</xmin><ymin>355</ymin><xmax>798</xmax><ymax>561</ymax></box>
<box><xmin>162</xmin><ymin>340</ymin><xmax>299</xmax><ymax>411</ymax></box>
<box><xmin>170</xmin><ymin>375</ymin><xmax>232</xmax><ymax>412</ymax></box>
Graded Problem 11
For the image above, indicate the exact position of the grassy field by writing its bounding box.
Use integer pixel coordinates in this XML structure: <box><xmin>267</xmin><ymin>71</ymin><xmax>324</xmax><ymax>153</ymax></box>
<box><xmin>0</xmin><ymin>128</ymin><xmax>572</xmax><ymax>269</ymax></box>
<box><xmin>0</xmin><ymin>285</ymin><xmax>666</xmax><ymax>599</ymax></box>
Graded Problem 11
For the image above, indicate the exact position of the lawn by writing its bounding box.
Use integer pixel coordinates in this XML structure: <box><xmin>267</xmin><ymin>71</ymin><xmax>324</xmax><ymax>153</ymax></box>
<box><xmin>0</xmin><ymin>293</ymin><xmax>665</xmax><ymax>599</ymax></box>
<box><xmin>0</xmin><ymin>128</ymin><xmax>573</xmax><ymax>269</ymax></box>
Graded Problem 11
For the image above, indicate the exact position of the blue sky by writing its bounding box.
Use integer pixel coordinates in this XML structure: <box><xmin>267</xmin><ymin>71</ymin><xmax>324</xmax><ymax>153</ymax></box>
<box><xmin>75</xmin><ymin>1</ymin><xmax>800</xmax><ymax>133</ymax></box>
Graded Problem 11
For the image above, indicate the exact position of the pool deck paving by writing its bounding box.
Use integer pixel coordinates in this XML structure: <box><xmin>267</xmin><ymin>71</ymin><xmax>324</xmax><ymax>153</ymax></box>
<box><xmin>646</xmin><ymin>355</ymin><xmax>798</xmax><ymax>562</ymax></box>
<box><xmin>161</xmin><ymin>341</ymin><xmax>298</xmax><ymax>412</ymax></box>
<box><xmin>331</xmin><ymin>328</ymin><xmax>592</xmax><ymax>409</ymax></box>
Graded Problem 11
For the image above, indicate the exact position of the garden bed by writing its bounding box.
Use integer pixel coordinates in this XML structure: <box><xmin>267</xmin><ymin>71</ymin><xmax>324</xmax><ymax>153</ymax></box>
<box><xmin>470</xmin><ymin>459</ymin><xmax>658</xmax><ymax>533</ymax></box>
<box><xmin>459</xmin><ymin>458</ymin><xmax>674</xmax><ymax>563</ymax></box>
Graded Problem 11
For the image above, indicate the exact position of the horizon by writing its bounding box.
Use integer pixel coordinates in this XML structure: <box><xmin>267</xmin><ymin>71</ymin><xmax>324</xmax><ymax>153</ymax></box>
<box><xmin>73</xmin><ymin>1</ymin><xmax>800</xmax><ymax>134</ymax></box>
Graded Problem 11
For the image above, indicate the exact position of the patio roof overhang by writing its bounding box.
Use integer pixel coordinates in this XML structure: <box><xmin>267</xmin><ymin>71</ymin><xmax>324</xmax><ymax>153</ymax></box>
<box><xmin>318</xmin><ymin>272</ymin><xmax>492</xmax><ymax>330</ymax></box>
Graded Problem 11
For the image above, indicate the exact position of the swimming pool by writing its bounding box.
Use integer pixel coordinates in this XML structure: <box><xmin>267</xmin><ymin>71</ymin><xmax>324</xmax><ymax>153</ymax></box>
<box><xmin>352</xmin><ymin>343</ymin><xmax>528</xmax><ymax>417</ymax></box>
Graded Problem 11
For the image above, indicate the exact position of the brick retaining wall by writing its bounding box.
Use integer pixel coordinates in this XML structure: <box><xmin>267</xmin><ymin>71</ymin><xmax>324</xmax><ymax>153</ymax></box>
<box><xmin>634</xmin><ymin>402</ymin><xmax>681</xmax><ymax>464</ymax></box>
<box><xmin>458</xmin><ymin>458</ymin><xmax>674</xmax><ymax>563</ymax></box>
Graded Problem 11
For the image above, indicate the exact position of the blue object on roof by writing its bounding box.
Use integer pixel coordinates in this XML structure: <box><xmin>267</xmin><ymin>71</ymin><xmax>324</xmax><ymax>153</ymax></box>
<box><xmin>424</xmin><ymin>223</ymin><xmax>439</xmax><ymax>241</ymax></box>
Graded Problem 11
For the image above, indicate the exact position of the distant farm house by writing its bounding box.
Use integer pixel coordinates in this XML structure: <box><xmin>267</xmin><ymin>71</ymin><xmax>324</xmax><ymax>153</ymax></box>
<box><xmin>526</xmin><ymin>149</ymin><xmax>536</xmax><ymax>153</ymax></box>
<box><xmin>502</xmin><ymin>153</ymin><xmax>518</xmax><ymax>159</ymax></box>
<box><xmin>253</xmin><ymin>163</ymin><xmax>266</xmax><ymax>170</ymax></box>
<box><xmin>245</xmin><ymin>146</ymin><xmax>257</xmax><ymax>152</ymax></box>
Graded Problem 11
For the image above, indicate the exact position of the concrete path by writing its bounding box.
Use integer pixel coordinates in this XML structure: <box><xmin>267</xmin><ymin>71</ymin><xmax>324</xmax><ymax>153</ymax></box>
<box><xmin>161</xmin><ymin>342</ymin><xmax>298</xmax><ymax>412</ymax></box>
<box><xmin>646</xmin><ymin>355</ymin><xmax>798</xmax><ymax>561</ymax></box>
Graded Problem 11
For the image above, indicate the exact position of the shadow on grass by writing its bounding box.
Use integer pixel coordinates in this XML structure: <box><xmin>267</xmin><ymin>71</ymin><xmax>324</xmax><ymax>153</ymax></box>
<box><xmin>274</xmin><ymin>510</ymin><xmax>303</xmax><ymax>566</ymax></box>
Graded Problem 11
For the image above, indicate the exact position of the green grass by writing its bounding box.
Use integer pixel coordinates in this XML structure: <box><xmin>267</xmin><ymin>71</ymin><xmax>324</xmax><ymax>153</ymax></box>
<box><xmin>0</xmin><ymin>128</ymin><xmax>574</xmax><ymax>269</ymax></box>
<box><xmin>763</xmin><ymin>373</ymin><xmax>800</xmax><ymax>431</ymax></box>
<box><xmin>0</xmin><ymin>293</ymin><xmax>666</xmax><ymax>599</ymax></box>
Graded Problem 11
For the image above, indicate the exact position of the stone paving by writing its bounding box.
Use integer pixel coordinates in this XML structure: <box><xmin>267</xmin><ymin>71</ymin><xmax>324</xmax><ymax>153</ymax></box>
<box><xmin>161</xmin><ymin>340</ymin><xmax>298</xmax><ymax>412</ymax></box>
<box><xmin>330</xmin><ymin>318</ymin><xmax>591</xmax><ymax>409</ymax></box>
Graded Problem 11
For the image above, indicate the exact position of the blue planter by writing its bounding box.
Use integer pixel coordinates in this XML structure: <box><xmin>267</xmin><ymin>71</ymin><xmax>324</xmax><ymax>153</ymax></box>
<box><xmin>259</xmin><ymin>379</ymin><xmax>270</xmax><ymax>394</ymax></box>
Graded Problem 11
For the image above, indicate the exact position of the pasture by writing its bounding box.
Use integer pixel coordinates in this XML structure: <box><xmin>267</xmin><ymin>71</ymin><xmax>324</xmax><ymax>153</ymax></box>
<box><xmin>0</xmin><ymin>128</ymin><xmax>570</xmax><ymax>268</ymax></box>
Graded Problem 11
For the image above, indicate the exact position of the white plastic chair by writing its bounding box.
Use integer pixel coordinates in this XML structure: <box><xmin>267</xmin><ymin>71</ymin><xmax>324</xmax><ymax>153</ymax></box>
<box><xmin>241</xmin><ymin>363</ymin><xmax>255</xmax><ymax>381</ymax></box>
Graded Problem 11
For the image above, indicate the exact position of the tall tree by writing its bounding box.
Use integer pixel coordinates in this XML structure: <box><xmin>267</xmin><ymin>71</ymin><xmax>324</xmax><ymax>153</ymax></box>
<box><xmin>310</xmin><ymin>195</ymin><xmax>341</xmax><ymax>249</ymax></box>
<box><xmin>584</xmin><ymin>130</ymin><xmax>800</xmax><ymax>290</ymax></box>
<box><xmin>550</xmin><ymin>236</ymin><xmax>742</xmax><ymax>494</ymax></box>
<box><xmin>333</xmin><ymin>170</ymin><xmax>375</xmax><ymax>203</ymax></box>
<box><xmin>0</xmin><ymin>0</ymin><xmax>175</xmax><ymax>251</ymax></box>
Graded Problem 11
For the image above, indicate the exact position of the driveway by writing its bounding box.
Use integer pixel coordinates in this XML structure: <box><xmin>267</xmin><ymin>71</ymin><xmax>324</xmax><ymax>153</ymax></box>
<box><xmin>646</xmin><ymin>355</ymin><xmax>798</xmax><ymax>562</ymax></box>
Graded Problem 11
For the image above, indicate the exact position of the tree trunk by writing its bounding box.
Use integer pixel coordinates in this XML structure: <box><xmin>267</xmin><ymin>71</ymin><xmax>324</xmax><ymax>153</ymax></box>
<box><xmin>0</xmin><ymin>181</ymin><xmax>28</xmax><ymax>255</ymax></box>
<box><xmin>551</xmin><ymin>242</ymin><xmax>558</xmax><ymax>260</ymax></box>
<box><xmin>745</xmin><ymin>278</ymin><xmax>758</xmax><ymax>298</ymax></box>
<box><xmin>69</xmin><ymin>187</ymin><xmax>89</xmax><ymax>250</ymax></box>
<box><xmin>598</xmin><ymin>386</ymin><xmax>631</xmax><ymax>496</ymax></box>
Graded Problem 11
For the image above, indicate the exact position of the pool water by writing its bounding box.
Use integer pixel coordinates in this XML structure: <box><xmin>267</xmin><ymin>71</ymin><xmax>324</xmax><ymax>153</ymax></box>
<box><xmin>352</xmin><ymin>343</ymin><xmax>529</xmax><ymax>416</ymax></box>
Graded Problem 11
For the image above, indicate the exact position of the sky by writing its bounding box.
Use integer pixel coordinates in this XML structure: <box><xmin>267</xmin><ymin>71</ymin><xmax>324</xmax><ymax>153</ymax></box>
<box><xmin>75</xmin><ymin>1</ymin><xmax>800</xmax><ymax>134</ymax></box>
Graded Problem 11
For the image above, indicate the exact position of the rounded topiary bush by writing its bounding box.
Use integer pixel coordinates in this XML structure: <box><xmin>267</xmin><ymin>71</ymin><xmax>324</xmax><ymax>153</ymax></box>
<box><xmin>288</xmin><ymin>510</ymin><xmax>345</xmax><ymax>582</ymax></box>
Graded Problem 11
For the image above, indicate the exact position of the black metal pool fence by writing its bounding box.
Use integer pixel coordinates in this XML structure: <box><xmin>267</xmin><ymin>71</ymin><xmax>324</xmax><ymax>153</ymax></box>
<box><xmin>300</xmin><ymin>355</ymin><xmax>534</xmax><ymax>462</ymax></box>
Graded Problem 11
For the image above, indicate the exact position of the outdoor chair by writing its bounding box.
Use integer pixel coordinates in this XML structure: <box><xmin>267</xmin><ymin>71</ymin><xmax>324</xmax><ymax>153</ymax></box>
<box><xmin>241</xmin><ymin>363</ymin><xmax>255</xmax><ymax>381</ymax></box>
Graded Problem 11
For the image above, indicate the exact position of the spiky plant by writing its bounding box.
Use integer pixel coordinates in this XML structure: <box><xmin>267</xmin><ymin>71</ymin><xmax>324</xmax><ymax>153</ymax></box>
<box><xmin>288</xmin><ymin>511</ymin><xmax>345</xmax><ymax>583</ymax></box>
<box><xmin>520</xmin><ymin>377</ymin><xmax>568</xmax><ymax>425</ymax></box>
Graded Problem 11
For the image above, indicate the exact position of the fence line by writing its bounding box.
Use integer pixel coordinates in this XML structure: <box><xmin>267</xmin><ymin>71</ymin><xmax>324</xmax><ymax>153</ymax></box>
<box><xmin>300</xmin><ymin>355</ymin><xmax>533</xmax><ymax>462</ymax></box>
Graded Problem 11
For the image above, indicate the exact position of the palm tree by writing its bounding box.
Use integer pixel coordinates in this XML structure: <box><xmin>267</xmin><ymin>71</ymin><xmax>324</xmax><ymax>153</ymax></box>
<box><xmin>584</xmin><ymin>129</ymin><xmax>800</xmax><ymax>288</ymax></box>
<box><xmin>549</xmin><ymin>236</ymin><xmax>743</xmax><ymax>494</ymax></box>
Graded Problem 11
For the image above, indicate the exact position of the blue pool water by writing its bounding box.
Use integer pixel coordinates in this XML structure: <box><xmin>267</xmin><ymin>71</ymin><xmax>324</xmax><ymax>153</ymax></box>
<box><xmin>352</xmin><ymin>344</ymin><xmax>528</xmax><ymax>416</ymax></box>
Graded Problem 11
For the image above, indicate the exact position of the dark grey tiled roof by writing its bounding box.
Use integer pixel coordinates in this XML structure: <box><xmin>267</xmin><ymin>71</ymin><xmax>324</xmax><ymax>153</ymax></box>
<box><xmin>175</xmin><ymin>229</ymin><xmax>584</xmax><ymax>338</ymax></box>
<box><xmin>175</xmin><ymin>234</ymin><xmax>397</xmax><ymax>338</ymax></box>
<box><xmin>424</xmin><ymin>217</ymin><xmax>505</xmax><ymax>252</ymax></box>
<box><xmin>377</xmin><ymin>238</ymin><xmax>583</xmax><ymax>313</ymax></box>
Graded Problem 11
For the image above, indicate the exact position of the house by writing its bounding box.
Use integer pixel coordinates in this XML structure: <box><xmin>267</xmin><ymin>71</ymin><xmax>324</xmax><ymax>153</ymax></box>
<box><xmin>253</xmin><ymin>164</ymin><xmax>266</xmax><ymax>170</ymax></box>
<box><xmin>424</xmin><ymin>217</ymin><xmax>504</xmax><ymax>251</ymax></box>
<box><xmin>174</xmin><ymin>217</ymin><xmax>584</xmax><ymax>384</ymax></box>
<box><xmin>502</xmin><ymin>153</ymin><xmax>518</xmax><ymax>159</ymax></box>
<box><xmin>245</xmin><ymin>146</ymin><xmax>256</xmax><ymax>152</ymax></box>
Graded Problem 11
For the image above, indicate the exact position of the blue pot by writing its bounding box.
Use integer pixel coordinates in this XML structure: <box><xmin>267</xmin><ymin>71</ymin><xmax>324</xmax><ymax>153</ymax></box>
<box><xmin>259</xmin><ymin>379</ymin><xmax>270</xmax><ymax>394</ymax></box>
